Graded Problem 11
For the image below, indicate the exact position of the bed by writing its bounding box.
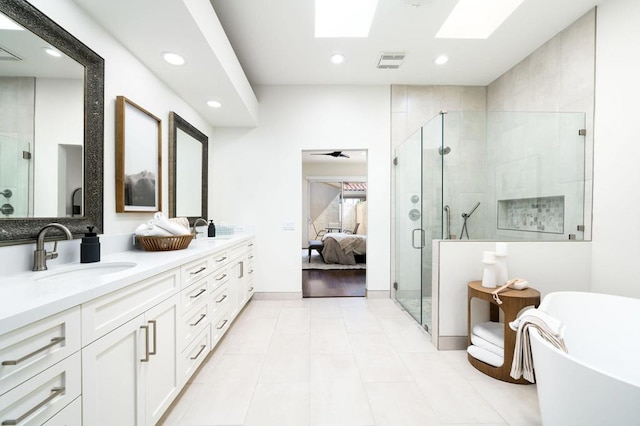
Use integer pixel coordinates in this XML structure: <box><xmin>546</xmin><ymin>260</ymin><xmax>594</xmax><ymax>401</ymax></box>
<box><xmin>320</xmin><ymin>233</ymin><xmax>367</xmax><ymax>265</ymax></box>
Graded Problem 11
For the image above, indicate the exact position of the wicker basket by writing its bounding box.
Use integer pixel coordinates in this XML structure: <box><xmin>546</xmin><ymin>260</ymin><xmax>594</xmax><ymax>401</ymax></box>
<box><xmin>136</xmin><ymin>234</ymin><xmax>195</xmax><ymax>251</ymax></box>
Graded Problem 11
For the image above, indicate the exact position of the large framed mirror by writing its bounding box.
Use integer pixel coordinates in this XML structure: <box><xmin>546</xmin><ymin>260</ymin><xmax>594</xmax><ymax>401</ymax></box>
<box><xmin>0</xmin><ymin>0</ymin><xmax>104</xmax><ymax>245</ymax></box>
<box><xmin>168</xmin><ymin>112</ymin><xmax>208</xmax><ymax>226</ymax></box>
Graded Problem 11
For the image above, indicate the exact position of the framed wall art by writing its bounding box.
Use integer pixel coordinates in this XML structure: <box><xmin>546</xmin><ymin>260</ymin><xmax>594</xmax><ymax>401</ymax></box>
<box><xmin>115</xmin><ymin>96</ymin><xmax>162</xmax><ymax>212</ymax></box>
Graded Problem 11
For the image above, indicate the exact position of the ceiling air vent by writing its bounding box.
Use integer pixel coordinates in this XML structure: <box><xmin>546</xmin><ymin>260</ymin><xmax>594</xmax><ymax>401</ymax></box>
<box><xmin>377</xmin><ymin>53</ymin><xmax>405</xmax><ymax>69</ymax></box>
<box><xmin>0</xmin><ymin>46</ymin><xmax>21</xmax><ymax>61</ymax></box>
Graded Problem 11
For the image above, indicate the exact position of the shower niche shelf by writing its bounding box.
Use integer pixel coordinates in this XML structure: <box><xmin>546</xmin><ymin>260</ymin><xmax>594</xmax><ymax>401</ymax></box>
<box><xmin>497</xmin><ymin>195</ymin><xmax>564</xmax><ymax>234</ymax></box>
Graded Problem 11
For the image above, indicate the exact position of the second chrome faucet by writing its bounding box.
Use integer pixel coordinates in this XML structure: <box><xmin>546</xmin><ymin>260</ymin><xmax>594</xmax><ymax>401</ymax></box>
<box><xmin>33</xmin><ymin>223</ymin><xmax>73</xmax><ymax>271</ymax></box>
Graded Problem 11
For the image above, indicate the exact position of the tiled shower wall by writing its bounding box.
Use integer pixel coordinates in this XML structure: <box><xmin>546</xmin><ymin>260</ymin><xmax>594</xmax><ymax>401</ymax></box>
<box><xmin>391</xmin><ymin>8</ymin><xmax>595</xmax><ymax>242</ymax></box>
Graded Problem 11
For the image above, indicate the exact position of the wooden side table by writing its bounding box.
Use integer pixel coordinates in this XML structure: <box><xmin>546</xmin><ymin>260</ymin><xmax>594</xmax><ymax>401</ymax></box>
<box><xmin>467</xmin><ymin>280</ymin><xmax>540</xmax><ymax>384</ymax></box>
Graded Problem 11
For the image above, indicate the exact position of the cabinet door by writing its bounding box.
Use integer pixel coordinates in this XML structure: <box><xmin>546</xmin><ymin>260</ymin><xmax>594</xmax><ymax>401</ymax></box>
<box><xmin>144</xmin><ymin>294</ymin><xmax>180</xmax><ymax>426</ymax></box>
<box><xmin>82</xmin><ymin>315</ymin><xmax>145</xmax><ymax>426</ymax></box>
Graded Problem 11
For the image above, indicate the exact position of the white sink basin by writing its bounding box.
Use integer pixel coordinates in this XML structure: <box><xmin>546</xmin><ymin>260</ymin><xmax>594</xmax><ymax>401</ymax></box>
<box><xmin>34</xmin><ymin>261</ymin><xmax>137</xmax><ymax>282</ymax></box>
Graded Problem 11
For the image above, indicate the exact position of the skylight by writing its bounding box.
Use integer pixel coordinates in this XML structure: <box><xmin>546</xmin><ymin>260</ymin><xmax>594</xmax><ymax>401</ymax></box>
<box><xmin>435</xmin><ymin>0</ymin><xmax>524</xmax><ymax>39</ymax></box>
<box><xmin>315</xmin><ymin>0</ymin><xmax>379</xmax><ymax>38</ymax></box>
<box><xmin>0</xmin><ymin>14</ymin><xmax>24</xmax><ymax>31</ymax></box>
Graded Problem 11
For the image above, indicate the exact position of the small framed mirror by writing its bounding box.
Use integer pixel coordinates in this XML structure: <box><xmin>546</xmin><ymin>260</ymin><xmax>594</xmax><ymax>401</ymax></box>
<box><xmin>168</xmin><ymin>112</ymin><xmax>208</xmax><ymax>225</ymax></box>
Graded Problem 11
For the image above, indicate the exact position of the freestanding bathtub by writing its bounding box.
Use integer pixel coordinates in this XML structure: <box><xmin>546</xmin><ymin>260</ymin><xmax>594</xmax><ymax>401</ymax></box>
<box><xmin>529</xmin><ymin>291</ymin><xmax>640</xmax><ymax>425</ymax></box>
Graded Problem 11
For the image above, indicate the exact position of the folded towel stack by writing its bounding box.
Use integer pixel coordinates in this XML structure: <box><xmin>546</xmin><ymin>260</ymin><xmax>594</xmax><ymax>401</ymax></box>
<box><xmin>135</xmin><ymin>212</ymin><xmax>191</xmax><ymax>237</ymax></box>
<box><xmin>510</xmin><ymin>309</ymin><xmax>566</xmax><ymax>383</ymax></box>
<box><xmin>467</xmin><ymin>321</ymin><xmax>504</xmax><ymax>367</ymax></box>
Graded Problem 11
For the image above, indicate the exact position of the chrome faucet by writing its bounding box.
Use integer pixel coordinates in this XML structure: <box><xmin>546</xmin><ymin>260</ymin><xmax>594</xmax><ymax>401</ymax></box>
<box><xmin>33</xmin><ymin>223</ymin><xmax>73</xmax><ymax>271</ymax></box>
<box><xmin>192</xmin><ymin>218</ymin><xmax>209</xmax><ymax>239</ymax></box>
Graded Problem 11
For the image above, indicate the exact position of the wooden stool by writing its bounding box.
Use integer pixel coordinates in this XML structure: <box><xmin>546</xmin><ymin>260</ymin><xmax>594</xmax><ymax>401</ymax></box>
<box><xmin>467</xmin><ymin>280</ymin><xmax>540</xmax><ymax>384</ymax></box>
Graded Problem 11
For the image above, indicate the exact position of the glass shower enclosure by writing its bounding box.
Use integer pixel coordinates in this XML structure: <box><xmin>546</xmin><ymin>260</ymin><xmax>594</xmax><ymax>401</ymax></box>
<box><xmin>394</xmin><ymin>111</ymin><xmax>586</xmax><ymax>331</ymax></box>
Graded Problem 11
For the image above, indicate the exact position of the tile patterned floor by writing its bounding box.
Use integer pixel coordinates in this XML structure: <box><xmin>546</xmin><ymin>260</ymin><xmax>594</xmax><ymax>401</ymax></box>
<box><xmin>160</xmin><ymin>298</ymin><xmax>541</xmax><ymax>426</ymax></box>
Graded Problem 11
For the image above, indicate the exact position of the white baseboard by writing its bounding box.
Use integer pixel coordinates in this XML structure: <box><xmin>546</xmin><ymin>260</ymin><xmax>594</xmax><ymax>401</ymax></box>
<box><xmin>252</xmin><ymin>291</ymin><xmax>302</xmax><ymax>300</ymax></box>
<box><xmin>437</xmin><ymin>336</ymin><xmax>467</xmax><ymax>350</ymax></box>
<box><xmin>365</xmin><ymin>289</ymin><xmax>390</xmax><ymax>299</ymax></box>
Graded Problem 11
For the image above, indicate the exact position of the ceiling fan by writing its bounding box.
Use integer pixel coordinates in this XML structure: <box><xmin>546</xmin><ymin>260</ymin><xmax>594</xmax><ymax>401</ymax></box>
<box><xmin>310</xmin><ymin>151</ymin><xmax>350</xmax><ymax>158</ymax></box>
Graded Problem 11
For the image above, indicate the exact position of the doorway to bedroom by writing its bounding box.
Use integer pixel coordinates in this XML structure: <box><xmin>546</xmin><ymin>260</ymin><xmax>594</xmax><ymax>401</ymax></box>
<box><xmin>301</xmin><ymin>150</ymin><xmax>367</xmax><ymax>298</ymax></box>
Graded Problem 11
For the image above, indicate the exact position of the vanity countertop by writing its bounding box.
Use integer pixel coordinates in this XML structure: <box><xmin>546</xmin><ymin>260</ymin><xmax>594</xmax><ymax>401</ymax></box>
<box><xmin>0</xmin><ymin>233</ymin><xmax>253</xmax><ymax>335</ymax></box>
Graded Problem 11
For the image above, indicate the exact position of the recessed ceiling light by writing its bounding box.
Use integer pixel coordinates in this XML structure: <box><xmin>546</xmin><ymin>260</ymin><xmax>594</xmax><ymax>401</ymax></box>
<box><xmin>162</xmin><ymin>52</ymin><xmax>186</xmax><ymax>66</ymax></box>
<box><xmin>434</xmin><ymin>55</ymin><xmax>449</xmax><ymax>65</ymax></box>
<box><xmin>436</xmin><ymin>0</ymin><xmax>524</xmax><ymax>39</ymax></box>
<box><xmin>330</xmin><ymin>54</ymin><xmax>345</xmax><ymax>64</ymax></box>
<box><xmin>42</xmin><ymin>47</ymin><xmax>62</xmax><ymax>58</ymax></box>
<box><xmin>315</xmin><ymin>0</ymin><xmax>379</xmax><ymax>38</ymax></box>
<box><xmin>207</xmin><ymin>100</ymin><xmax>222</xmax><ymax>108</ymax></box>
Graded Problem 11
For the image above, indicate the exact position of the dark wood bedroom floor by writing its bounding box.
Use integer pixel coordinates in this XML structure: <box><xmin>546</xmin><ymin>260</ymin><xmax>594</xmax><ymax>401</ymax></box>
<box><xmin>302</xmin><ymin>269</ymin><xmax>366</xmax><ymax>298</ymax></box>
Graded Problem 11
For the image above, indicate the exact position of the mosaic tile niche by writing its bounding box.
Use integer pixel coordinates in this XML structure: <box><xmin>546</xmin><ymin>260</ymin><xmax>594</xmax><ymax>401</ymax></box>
<box><xmin>497</xmin><ymin>196</ymin><xmax>564</xmax><ymax>234</ymax></box>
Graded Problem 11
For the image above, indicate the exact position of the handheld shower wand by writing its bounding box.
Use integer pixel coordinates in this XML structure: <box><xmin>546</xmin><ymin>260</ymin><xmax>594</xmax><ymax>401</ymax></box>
<box><xmin>460</xmin><ymin>202</ymin><xmax>481</xmax><ymax>239</ymax></box>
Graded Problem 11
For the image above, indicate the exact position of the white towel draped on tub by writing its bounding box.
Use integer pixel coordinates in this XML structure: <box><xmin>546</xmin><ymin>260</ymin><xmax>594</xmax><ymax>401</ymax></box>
<box><xmin>510</xmin><ymin>309</ymin><xmax>567</xmax><ymax>383</ymax></box>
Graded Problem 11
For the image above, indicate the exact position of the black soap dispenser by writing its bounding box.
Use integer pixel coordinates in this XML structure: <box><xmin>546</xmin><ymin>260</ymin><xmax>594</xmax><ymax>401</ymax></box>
<box><xmin>81</xmin><ymin>226</ymin><xmax>100</xmax><ymax>263</ymax></box>
<box><xmin>208</xmin><ymin>220</ymin><xmax>216</xmax><ymax>237</ymax></box>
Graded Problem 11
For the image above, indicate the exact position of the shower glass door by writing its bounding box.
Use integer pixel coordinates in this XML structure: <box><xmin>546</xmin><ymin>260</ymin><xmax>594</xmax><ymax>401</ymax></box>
<box><xmin>394</xmin><ymin>113</ymin><xmax>444</xmax><ymax>332</ymax></box>
<box><xmin>394</xmin><ymin>129</ymin><xmax>423</xmax><ymax>323</ymax></box>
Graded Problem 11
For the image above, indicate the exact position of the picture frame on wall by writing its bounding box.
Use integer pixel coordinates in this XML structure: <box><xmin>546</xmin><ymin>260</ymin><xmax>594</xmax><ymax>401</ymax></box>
<box><xmin>115</xmin><ymin>96</ymin><xmax>162</xmax><ymax>212</ymax></box>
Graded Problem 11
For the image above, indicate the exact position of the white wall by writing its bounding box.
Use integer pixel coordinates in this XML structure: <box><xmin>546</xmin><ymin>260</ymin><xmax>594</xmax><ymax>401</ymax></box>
<box><xmin>591</xmin><ymin>0</ymin><xmax>640</xmax><ymax>298</ymax></box>
<box><xmin>29</xmin><ymin>0</ymin><xmax>216</xmax><ymax>235</ymax></box>
<box><xmin>212</xmin><ymin>85</ymin><xmax>391</xmax><ymax>295</ymax></box>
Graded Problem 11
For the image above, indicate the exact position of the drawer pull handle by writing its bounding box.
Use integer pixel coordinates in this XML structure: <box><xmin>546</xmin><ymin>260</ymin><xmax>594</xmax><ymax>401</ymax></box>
<box><xmin>1</xmin><ymin>337</ymin><xmax>65</xmax><ymax>366</ymax></box>
<box><xmin>215</xmin><ymin>256</ymin><xmax>227</xmax><ymax>263</ymax></box>
<box><xmin>248</xmin><ymin>243</ymin><xmax>254</xmax><ymax>247</ymax></box>
<box><xmin>249</xmin><ymin>287</ymin><xmax>254</xmax><ymax>292</ymax></box>
<box><xmin>248</xmin><ymin>255</ymin><xmax>254</xmax><ymax>259</ymax></box>
<box><xmin>249</xmin><ymin>269</ymin><xmax>254</xmax><ymax>274</ymax></box>
<box><xmin>1</xmin><ymin>386</ymin><xmax>65</xmax><ymax>425</ymax></box>
<box><xmin>215</xmin><ymin>294</ymin><xmax>227</xmax><ymax>303</ymax></box>
<box><xmin>191</xmin><ymin>314</ymin><xmax>207</xmax><ymax>327</ymax></box>
<box><xmin>190</xmin><ymin>288</ymin><xmax>206</xmax><ymax>299</ymax></box>
<box><xmin>216</xmin><ymin>273</ymin><xmax>227</xmax><ymax>281</ymax></box>
<box><xmin>148</xmin><ymin>320</ymin><xmax>157</xmax><ymax>356</ymax></box>
<box><xmin>216</xmin><ymin>319</ymin><xmax>228</xmax><ymax>330</ymax></box>
<box><xmin>190</xmin><ymin>267</ymin><xmax>206</xmax><ymax>275</ymax></box>
<box><xmin>140</xmin><ymin>325</ymin><xmax>150</xmax><ymax>362</ymax></box>
<box><xmin>190</xmin><ymin>344</ymin><xmax>207</xmax><ymax>360</ymax></box>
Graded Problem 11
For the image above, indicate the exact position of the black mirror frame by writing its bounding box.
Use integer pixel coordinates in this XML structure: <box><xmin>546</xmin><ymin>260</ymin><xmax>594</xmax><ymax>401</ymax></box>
<box><xmin>168</xmin><ymin>112</ymin><xmax>208</xmax><ymax>226</ymax></box>
<box><xmin>0</xmin><ymin>0</ymin><xmax>104</xmax><ymax>245</ymax></box>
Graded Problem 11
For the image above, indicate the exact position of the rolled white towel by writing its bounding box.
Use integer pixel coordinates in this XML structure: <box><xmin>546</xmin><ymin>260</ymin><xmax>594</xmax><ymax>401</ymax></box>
<box><xmin>467</xmin><ymin>344</ymin><xmax>504</xmax><ymax>367</ymax></box>
<box><xmin>134</xmin><ymin>222</ymin><xmax>172</xmax><ymax>237</ymax></box>
<box><xmin>471</xmin><ymin>333</ymin><xmax>504</xmax><ymax>357</ymax></box>
<box><xmin>472</xmin><ymin>322</ymin><xmax>504</xmax><ymax>348</ymax></box>
<box><xmin>169</xmin><ymin>216</ymin><xmax>190</xmax><ymax>231</ymax></box>
<box><xmin>152</xmin><ymin>212</ymin><xmax>190</xmax><ymax>236</ymax></box>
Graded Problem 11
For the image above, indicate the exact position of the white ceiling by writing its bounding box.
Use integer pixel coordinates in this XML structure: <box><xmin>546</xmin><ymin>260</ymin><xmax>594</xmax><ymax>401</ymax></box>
<box><xmin>70</xmin><ymin>0</ymin><xmax>602</xmax><ymax>127</ymax></box>
<box><xmin>212</xmin><ymin>0</ymin><xmax>600</xmax><ymax>86</ymax></box>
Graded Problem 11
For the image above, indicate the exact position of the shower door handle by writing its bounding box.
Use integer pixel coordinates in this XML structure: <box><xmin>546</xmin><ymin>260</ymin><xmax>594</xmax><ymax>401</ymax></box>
<box><xmin>412</xmin><ymin>228</ymin><xmax>425</xmax><ymax>249</ymax></box>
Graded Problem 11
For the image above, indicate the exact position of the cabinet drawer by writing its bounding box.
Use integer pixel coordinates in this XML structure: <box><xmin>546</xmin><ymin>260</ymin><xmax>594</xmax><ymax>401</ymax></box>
<box><xmin>210</xmin><ymin>308</ymin><xmax>231</xmax><ymax>348</ymax></box>
<box><xmin>229</xmin><ymin>242</ymin><xmax>247</xmax><ymax>260</ymax></box>
<box><xmin>180</xmin><ymin>303</ymin><xmax>209</xmax><ymax>351</ymax></box>
<box><xmin>0</xmin><ymin>352</ymin><xmax>81</xmax><ymax>426</ymax></box>
<box><xmin>0</xmin><ymin>307</ymin><xmax>80</xmax><ymax>396</ymax></box>
<box><xmin>210</xmin><ymin>266</ymin><xmax>229</xmax><ymax>292</ymax></box>
<box><xmin>42</xmin><ymin>396</ymin><xmax>81</xmax><ymax>426</ymax></box>
<box><xmin>211</xmin><ymin>250</ymin><xmax>229</xmax><ymax>268</ymax></box>
<box><xmin>179</xmin><ymin>327</ymin><xmax>210</xmax><ymax>384</ymax></box>
<box><xmin>181</xmin><ymin>256</ymin><xmax>211</xmax><ymax>289</ymax></box>
<box><xmin>181</xmin><ymin>277</ymin><xmax>210</xmax><ymax>314</ymax></box>
<box><xmin>210</xmin><ymin>283</ymin><xmax>230</xmax><ymax>319</ymax></box>
<box><xmin>82</xmin><ymin>269</ymin><xmax>179</xmax><ymax>345</ymax></box>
